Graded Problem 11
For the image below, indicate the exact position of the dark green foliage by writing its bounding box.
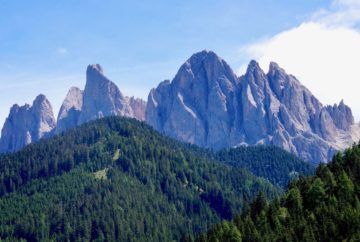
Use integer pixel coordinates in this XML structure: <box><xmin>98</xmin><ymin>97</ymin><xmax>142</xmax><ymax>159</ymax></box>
<box><xmin>197</xmin><ymin>143</ymin><xmax>360</xmax><ymax>242</ymax></box>
<box><xmin>204</xmin><ymin>221</ymin><xmax>242</xmax><ymax>242</ymax></box>
<box><xmin>216</xmin><ymin>146</ymin><xmax>315</xmax><ymax>188</ymax></box>
<box><xmin>0</xmin><ymin>117</ymin><xmax>278</xmax><ymax>241</ymax></box>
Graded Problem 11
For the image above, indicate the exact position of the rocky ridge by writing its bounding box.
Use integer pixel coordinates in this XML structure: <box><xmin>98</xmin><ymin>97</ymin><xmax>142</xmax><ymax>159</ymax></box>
<box><xmin>0</xmin><ymin>64</ymin><xmax>147</xmax><ymax>153</ymax></box>
<box><xmin>1</xmin><ymin>52</ymin><xmax>358</xmax><ymax>163</ymax></box>
<box><xmin>55</xmin><ymin>87</ymin><xmax>83</xmax><ymax>134</ymax></box>
<box><xmin>146</xmin><ymin>50</ymin><xmax>360</xmax><ymax>163</ymax></box>
<box><xmin>77</xmin><ymin>64</ymin><xmax>134</xmax><ymax>125</ymax></box>
<box><xmin>0</xmin><ymin>95</ymin><xmax>56</xmax><ymax>153</ymax></box>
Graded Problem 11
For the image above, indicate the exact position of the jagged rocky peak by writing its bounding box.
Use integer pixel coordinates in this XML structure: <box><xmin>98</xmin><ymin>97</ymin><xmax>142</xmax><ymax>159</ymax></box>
<box><xmin>31</xmin><ymin>94</ymin><xmax>57</xmax><ymax>138</ymax></box>
<box><xmin>243</xmin><ymin>60</ymin><xmax>263</xmax><ymax>89</ymax></box>
<box><xmin>55</xmin><ymin>87</ymin><xmax>84</xmax><ymax>134</ymax></box>
<box><xmin>246</xmin><ymin>60</ymin><xmax>265</xmax><ymax>76</ymax></box>
<box><xmin>267</xmin><ymin>62</ymin><xmax>288</xmax><ymax>98</ymax></box>
<box><xmin>325</xmin><ymin>100</ymin><xmax>354</xmax><ymax>131</ymax></box>
<box><xmin>59</xmin><ymin>87</ymin><xmax>83</xmax><ymax>114</ymax></box>
<box><xmin>240</xmin><ymin>60</ymin><xmax>270</xmax><ymax>105</ymax></box>
<box><xmin>146</xmin><ymin>50</ymin><xmax>239</xmax><ymax>149</ymax></box>
<box><xmin>126</xmin><ymin>96</ymin><xmax>147</xmax><ymax>121</ymax></box>
<box><xmin>58</xmin><ymin>65</ymin><xmax>146</xmax><ymax>132</ymax></box>
<box><xmin>266</xmin><ymin>62</ymin><xmax>354</xmax><ymax>136</ymax></box>
<box><xmin>0</xmin><ymin>63</ymin><xmax>147</xmax><ymax>153</ymax></box>
<box><xmin>146</xmin><ymin>51</ymin><xmax>360</xmax><ymax>164</ymax></box>
<box><xmin>175</xmin><ymin>50</ymin><xmax>238</xmax><ymax>88</ymax></box>
<box><xmin>85</xmin><ymin>64</ymin><xmax>115</xmax><ymax>92</ymax></box>
<box><xmin>77</xmin><ymin>64</ymin><xmax>133</xmax><ymax>125</ymax></box>
<box><xmin>87</xmin><ymin>63</ymin><xmax>104</xmax><ymax>74</ymax></box>
<box><xmin>268</xmin><ymin>61</ymin><xmax>285</xmax><ymax>75</ymax></box>
<box><xmin>0</xmin><ymin>94</ymin><xmax>56</xmax><ymax>153</ymax></box>
<box><xmin>266</xmin><ymin>61</ymin><xmax>324</xmax><ymax>130</ymax></box>
<box><xmin>8</xmin><ymin>103</ymin><xmax>25</xmax><ymax>115</ymax></box>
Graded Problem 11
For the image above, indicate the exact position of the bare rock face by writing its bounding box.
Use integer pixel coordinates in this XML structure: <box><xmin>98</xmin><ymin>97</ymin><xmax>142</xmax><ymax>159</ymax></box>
<box><xmin>56</xmin><ymin>65</ymin><xmax>147</xmax><ymax>132</ymax></box>
<box><xmin>77</xmin><ymin>64</ymin><xmax>134</xmax><ymax>125</ymax></box>
<box><xmin>147</xmin><ymin>50</ymin><xmax>239</xmax><ymax>149</ymax></box>
<box><xmin>146</xmin><ymin>50</ymin><xmax>359</xmax><ymax>164</ymax></box>
<box><xmin>325</xmin><ymin>100</ymin><xmax>354</xmax><ymax>131</ymax></box>
<box><xmin>0</xmin><ymin>64</ymin><xmax>147</xmax><ymax>153</ymax></box>
<box><xmin>55</xmin><ymin>87</ymin><xmax>83</xmax><ymax>134</ymax></box>
<box><xmin>0</xmin><ymin>94</ymin><xmax>56</xmax><ymax>153</ymax></box>
<box><xmin>126</xmin><ymin>96</ymin><xmax>147</xmax><ymax>121</ymax></box>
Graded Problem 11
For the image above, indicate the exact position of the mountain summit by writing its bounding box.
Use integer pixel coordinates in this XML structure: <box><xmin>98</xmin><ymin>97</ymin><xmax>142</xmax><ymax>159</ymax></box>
<box><xmin>0</xmin><ymin>94</ymin><xmax>56</xmax><ymax>153</ymax></box>
<box><xmin>0</xmin><ymin>65</ymin><xmax>147</xmax><ymax>153</ymax></box>
<box><xmin>146</xmin><ymin>50</ymin><xmax>239</xmax><ymax>148</ymax></box>
<box><xmin>55</xmin><ymin>87</ymin><xmax>84</xmax><ymax>134</ymax></box>
<box><xmin>77</xmin><ymin>64</ymin><xmax>134</xmax><ymax>125</ymax></box>
<box><xmin>146</xmin><ymin>51</ymin><xmax>360</xmax><ymax>163</ymax></box>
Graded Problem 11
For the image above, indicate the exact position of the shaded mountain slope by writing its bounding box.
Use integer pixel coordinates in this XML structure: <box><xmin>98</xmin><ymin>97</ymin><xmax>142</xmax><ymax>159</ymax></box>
<box><xmin>215</xmin><ymin>146</ymin><xmax>315</xmax><ymax>188</ymax></box>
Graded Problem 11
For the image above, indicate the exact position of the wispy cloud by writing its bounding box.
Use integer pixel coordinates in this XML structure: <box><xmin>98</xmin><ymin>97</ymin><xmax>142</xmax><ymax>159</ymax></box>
<box><xmin>311</xmin><ymin>0</ymin><xmax>360</xmax><ymax>27</ymax></box>
<box><xmin>56</xmin><ymin>47</ymin><xmax>68</xmax><ymax>55</ymax></box>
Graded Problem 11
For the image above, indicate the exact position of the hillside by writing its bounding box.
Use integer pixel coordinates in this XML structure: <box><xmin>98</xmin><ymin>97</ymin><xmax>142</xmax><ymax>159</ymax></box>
<box><xmin>0</xmin><ymin>117</ymin><xmax>279</xmax><ymax>241</ymax></box>
<box><xmin>216</xmin><ymin>146</ymin><xmax>315</xmax><ymax>188</ymax></box>
<box><xmin>196</xmin><ymin>143</ymin><xmax>360</xmax><ymax>241</ymax></box>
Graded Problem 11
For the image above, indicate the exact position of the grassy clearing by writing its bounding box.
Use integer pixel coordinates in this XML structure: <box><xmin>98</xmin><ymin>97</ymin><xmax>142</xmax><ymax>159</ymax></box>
<box><xmin>94</xmin><ymin>168</ymin><xmax>109</xmax><ymax>180</ymax></box>
<box><xmin>113</xmin><ymin>149</ymin><xmax>120</xmax><ymax>161</ymax></box>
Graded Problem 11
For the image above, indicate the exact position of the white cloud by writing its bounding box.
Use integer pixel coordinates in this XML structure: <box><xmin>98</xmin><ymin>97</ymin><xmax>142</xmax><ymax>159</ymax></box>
<box><xmin>57</xmin><ymin>47</ymin><xmax>68</xmax><ymax>55</ymax></box>
<box><xmin>334</xmin><ymin>0</ymin><xmax>360</xmax><ymax>8</ymax></box>
<box><xmin>238</xmin><ymin>1</ymin><xmax>360</xmax><ymax>121</ymax></box>
<box><xmin>312</xmin><ymin>0</ymin><xmax>360</xmax><ymax>27</ymax></box>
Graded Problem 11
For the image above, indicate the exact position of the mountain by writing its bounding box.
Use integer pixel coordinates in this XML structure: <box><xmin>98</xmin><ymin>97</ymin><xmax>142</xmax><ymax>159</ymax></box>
<box><xmin>146</xmin><ymin>50</ymin><xmax>360</xmax><ymax>164</ymax></box>
<box><xmin>56</xmin><ymin>64</ymin><xmax>147</xmax><ymax>130</ymax></box>
<box><xmin>1</xmin><ymin>51</ymin><xmax>358</xmax><ymax>160</ymax></box>
<box><xmin>0</xmin><ymin>94</ymin><xmax>56</xmax><ymax>153</ymax></box>
<box><xmin>126</xmin><ymin>96</ymin><xmax>147</xmax><ymax>121</ymax></box>
<box><xmin>196</xmin><ymin>143</ymin><xmax>360</xmax><ymax>242</ymax></box>
<box><xmin>77</xmin><ymin>64</ymin><xmax>134</xmax><ymax>125</ymax></box>
<box><xmin>0</xmin><ymin>116</ymin><xmax>280</xmax><ymax>241</ymax></box>
<box><xmin>0</xmin><ymin>64</ymin><xmax>147</xmax><ymax>153</ymax></box>
<box><xmin>146</xmin><ymin>50</ymin><xmax>238</xmax><ymax>149</ymax></box>
<box><xmin>55</xmin><ymin>87</ymin><xmax>83</xmax><ymax>134</ymax></box>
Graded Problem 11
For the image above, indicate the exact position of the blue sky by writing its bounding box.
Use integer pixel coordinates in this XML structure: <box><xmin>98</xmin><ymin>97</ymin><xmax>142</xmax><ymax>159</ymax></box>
<box><xmin>3</xmin><ymin>0</ymin><xmax>360</xmax><ymax>127</ymax></box>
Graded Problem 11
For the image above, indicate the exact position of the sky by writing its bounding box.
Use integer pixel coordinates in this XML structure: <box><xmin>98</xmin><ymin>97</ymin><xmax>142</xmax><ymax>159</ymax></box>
<box><xmin>0</xmin><ymin>0</ymin><xmax>359</xmax><ymax>128</ymax></box>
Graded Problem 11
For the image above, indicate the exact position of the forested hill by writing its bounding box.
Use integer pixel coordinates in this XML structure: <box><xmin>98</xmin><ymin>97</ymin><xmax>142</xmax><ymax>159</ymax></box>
<box><xmin>196</xmin><ymin>144</ymin><xmax>360</xmax><ymax>242</ymax></box>
<box><xmin>216</xmin><ymin>146</ymin><xmax>315</xmax><ymax>188</ymax></box>
<box><xmin>0</xmin><ymin>117</ymin><xmax>279</xmax><ymax>241</ymax></box>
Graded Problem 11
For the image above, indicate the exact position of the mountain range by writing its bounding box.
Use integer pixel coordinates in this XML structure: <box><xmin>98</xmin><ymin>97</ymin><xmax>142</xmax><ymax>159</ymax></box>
<box><xmin>0</xmin><ymin>64</ymin><xmax>146</xmax><ymax>153</ymax></box>
<box><xmin>1</xmin><ymin>50</ymin><xmax>359</xmax><ymax>164</ymax></box>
